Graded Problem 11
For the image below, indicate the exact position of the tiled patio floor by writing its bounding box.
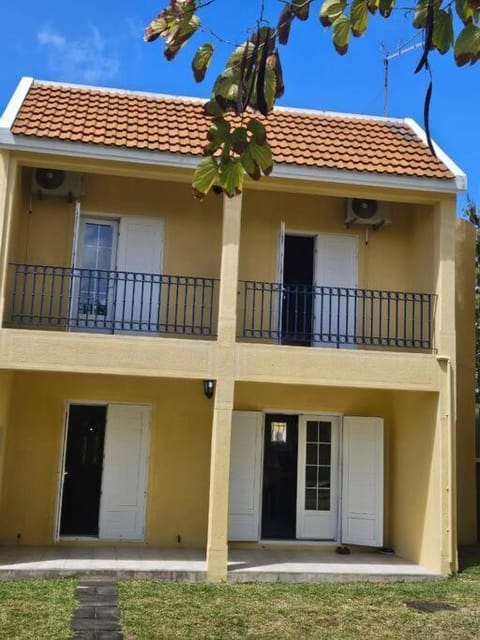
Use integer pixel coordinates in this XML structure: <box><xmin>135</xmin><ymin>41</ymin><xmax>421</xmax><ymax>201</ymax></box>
<box><xmin>0</xmin><ymin>545</ymin><xmax>442</xmax><ymax>583</ymax></box>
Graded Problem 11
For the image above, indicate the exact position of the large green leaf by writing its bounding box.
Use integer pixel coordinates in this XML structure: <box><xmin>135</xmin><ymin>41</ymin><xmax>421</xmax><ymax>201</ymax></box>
<box><xmin>379</xmin><ymin>0</ymin><xmax>396</xmax><ymax>18</ymax></box>
<box><xmin>262</xmin><ymin>65</ymin><xmax>278</xmax><ymax>113</ymax></box>
<box><xmin>454</xmin><ymin>23</ymin><xmax>480</xmax><ymax>65</ymax></box>
<box><xmin>192</xmin><ymin>157</ymin><xmax>220</xmax><ymax>200</ymax></box>
<box><xmin>227</xmin><ymin>43</ymin><xmax>251</xmax><ymax>69</ymax></box>
<box><xmin>144</xmin><ymin>16</ymin><xmax>168</xmax><ymax>42</ymax></box>
<box><xmin>350</xmin><ymin>0</ymin><xmax>369</xmax><ymax>36</ymax></box>
<box><xmin>433</xmin><ymin>9</ymin><xmax>454</xmax><ymax>54</ymax></box>
<box><xmin>164</xmin><ymin>15</ymin><xmax>201</xmax><ymax>60</ymax></box>
<box><xmin>219</xmin><ymin>159</ymin><xmax>244</xmax><ymax>197</ymax></box>
<box><xmin>247</xmin><ymin>118</ymin><xmax>267</xmax><ymax>145</ymax></box>
<box><xmin>291</xmin><ymin>0</ymin><xmax>310</xmax><ymax>20</ymax></box>
<box><xmin>192</xmin><ymin>43</ymin><xmax>214</xmax><ymax>82</ymax></box>
<box><xmin>213</xmin><ymin>67</ymin><xmax>241</xmax><ymax>110</ymax></box>
<box><xmin>231</xmin><ymin>127</ymin><xmax>248</xmax><ymax>154</ymax></box>
<box><xmin>455</xmin><ymin>0</ymin><xmax>475</xmax><ymax>25</ymax></box>
<box><xmin>240</xmin><ymin>149</ymin><xmax>261</xmax><ymax>181</ymax></box>
<box><xmin>249</xmin><ymin>141</ymin><xmax>274</xmax><ymax>175</ymax></box>
<box><xmin>413</xmin><ymin>0</ymin><xmax>441</xmax><ymax>29</ymax></box>
<box><xmin>204</xmin><ymin>99</ymin><xmax>224</xmax><ymax>117</ymax></box>
<box><xmin>207</xmin><ymin>119</ymin><xmax>230</xmax><ymax>144</ymax></box>
<box><xmin>319</xmin><ymin>0</ymin><xmax>347</xmax><ymax>27</ymax></box>
<box><xmin>333</xmin><ymin>15</ymin><xmax>351</xmax><ymax>54</ymax></box>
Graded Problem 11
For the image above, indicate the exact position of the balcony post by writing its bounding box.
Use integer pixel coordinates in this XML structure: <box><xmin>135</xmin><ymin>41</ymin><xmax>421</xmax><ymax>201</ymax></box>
<box><xmin>0</xmin><ymin>152</ymin><xmax>18</xmax><ymax>328</ymax></box>
<box><xmin>433</xmin><ymin>196</ymin><xmax>458</xmax><ymax>575</ymax></box>
<box><xmin>206</xmin><ymin>193</ymin><xmax>242</xmax><ymax>582</ymax></box>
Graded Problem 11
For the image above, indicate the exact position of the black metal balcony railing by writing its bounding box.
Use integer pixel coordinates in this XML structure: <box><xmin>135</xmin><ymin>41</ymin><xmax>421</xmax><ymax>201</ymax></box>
<box><xmin>239</xmin><ymin>281</ymin><xmax>436</xmax><ymax>350</ymax></box>
<box><xmin>7</xmin><ymin>264</ymin><xmax>219</xmax><ymax>336</ymax></box>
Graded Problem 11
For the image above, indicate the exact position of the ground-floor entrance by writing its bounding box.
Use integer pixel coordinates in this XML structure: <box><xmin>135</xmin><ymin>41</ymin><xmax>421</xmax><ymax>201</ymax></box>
<box><xmin>58</xmin><ymin>402</ymin><xmax>151</xmax><ymax>541</ymax></box>
<box><xmin>228</xmin><ymin>411</ymin><xmax>383</xmax><ymax>547</ymax></box>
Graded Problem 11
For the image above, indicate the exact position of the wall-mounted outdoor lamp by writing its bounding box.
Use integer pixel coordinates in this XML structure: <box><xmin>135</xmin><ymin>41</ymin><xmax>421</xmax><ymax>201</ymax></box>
<box><xmin>203</xmin><ymin>379</ymin><xmax>215</xmax><ymax>399</ymax></box>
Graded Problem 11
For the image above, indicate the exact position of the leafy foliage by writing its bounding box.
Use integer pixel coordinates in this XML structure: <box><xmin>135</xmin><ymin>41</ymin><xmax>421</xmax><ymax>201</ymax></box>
<box><xmin>145</xmin><ymin>0</ymin><xmax>480</xmax><ymax>198</ymax></box>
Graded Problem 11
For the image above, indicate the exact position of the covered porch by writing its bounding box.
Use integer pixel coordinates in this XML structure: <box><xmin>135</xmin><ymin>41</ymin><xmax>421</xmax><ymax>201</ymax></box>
<box><xmin>0</xmin><ymin>545</ymin><xmax>440</xmax><ymax>583</ymax></box>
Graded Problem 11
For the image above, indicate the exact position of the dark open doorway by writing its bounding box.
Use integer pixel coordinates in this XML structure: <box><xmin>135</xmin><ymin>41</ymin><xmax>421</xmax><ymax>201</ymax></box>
<box><xmin>60</xmin><ymin>404</ymin><xmax>107</xmax><ymax>537</ymax></box>
<box><xmin>281</xmin><ymin>235</ymin><xmax>315</xmax><ymax>346</ymax></box>
<box><xmin>261</xmin><ymin>414</ymin><xmax>298</xmax><ymax>539</ymax></box>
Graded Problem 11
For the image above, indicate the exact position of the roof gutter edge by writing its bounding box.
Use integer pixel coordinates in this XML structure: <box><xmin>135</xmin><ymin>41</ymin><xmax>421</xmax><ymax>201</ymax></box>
<box><xmin>404</xmin><ymin>118</ymin><xmax>467</xmax><ymax>192</ymax></box>
<box><xmin>0</xmin><ymin>129</ymin><xmax>464</xmax><ymax>195</ymax></box>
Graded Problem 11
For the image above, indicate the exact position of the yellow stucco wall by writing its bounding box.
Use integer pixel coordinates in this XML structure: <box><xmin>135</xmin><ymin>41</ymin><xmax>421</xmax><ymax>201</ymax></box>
<box><xmin>239</xmin><ymin>190</ymin><xmax>435</xmax><ymax>294</ymax></box>
<box><xmin>390</xmin><ymin>391</ymin><xmax>441</xmax><ymax>573</ymax></box>
<box><xmin>0</xmin><ymin>371</ymin><xmax>213</xmax><ymax>547</ymax></box>
<box><xmin>9</xmin><ymin>170</ymin><xmax>223</xmax><ymax>278</ymax></box>
<box><xmin>0</xmin><ymin>370</ymin><xmax>13</xmax><ymax>511</ymax></box>
<box><xmin>8</xmin><ymin>171</ymin><xmax>437</xmax><ymax>296</ymax></box>
<box><xmin>455</xmin><ymin>217</ymin><xmax>477</xmax><ymax>543</ymax></box>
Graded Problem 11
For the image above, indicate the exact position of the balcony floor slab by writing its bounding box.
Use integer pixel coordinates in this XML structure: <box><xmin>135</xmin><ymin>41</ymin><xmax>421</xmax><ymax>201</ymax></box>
<box><xmin>0</xmin><ymin>546</ymin><xmax>441</xmax><ymax>583</ymax></box>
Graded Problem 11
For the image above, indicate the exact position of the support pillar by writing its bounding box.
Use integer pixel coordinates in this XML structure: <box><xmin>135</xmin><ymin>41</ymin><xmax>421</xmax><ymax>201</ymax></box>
<box><xmin>0</xmin><ymin>151</ymin><xmax>18</xmax><ymax>327</ymax></box>
<box><xmin>434</xmin><ymin>197</ymin><xmax>458</xmax><ymax>575</ymax></box>
<box><xmin>206</xmin><ymin>193</ymin><xmax>242</xmax><ymax>582</ymax></box>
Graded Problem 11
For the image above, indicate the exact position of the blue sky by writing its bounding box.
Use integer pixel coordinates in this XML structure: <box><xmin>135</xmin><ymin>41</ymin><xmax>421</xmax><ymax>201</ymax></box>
<box><xmin>0</xmin><ymin>1</ymin><xmax>478</xmax><ymax>212</ymax></box>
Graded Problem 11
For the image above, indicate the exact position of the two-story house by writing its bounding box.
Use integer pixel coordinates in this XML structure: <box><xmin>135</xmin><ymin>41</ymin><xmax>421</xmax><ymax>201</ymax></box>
<box><xmin>0</xmin><ymin>78</ymin><xmax>476</xmax><ymax>582</ymax></box>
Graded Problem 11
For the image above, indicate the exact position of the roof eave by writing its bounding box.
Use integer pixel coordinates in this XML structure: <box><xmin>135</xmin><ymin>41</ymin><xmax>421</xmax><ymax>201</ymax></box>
<box><xmin>0</xmin><ymin>129</ymin><xmax>465</xmax><ymax>195</ymax></box>
<box><xmin>0</xmin><ymin>77</ymin><xmax>33</xmax><ymax>130</ymax></box>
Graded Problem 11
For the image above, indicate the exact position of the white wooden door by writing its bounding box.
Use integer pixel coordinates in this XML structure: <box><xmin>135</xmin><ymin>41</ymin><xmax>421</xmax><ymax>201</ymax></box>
<box><xmin>314</xmin><ymin>234</ymin><xmax>358</xmax><ymax>347</ymax></box>
<box><xmin>99</xmin><ymin>404</ymin><xmax>151</xmax><ymax>541</ymax></box>
<box><xmin>228</xmin><ymin>411</ymin><xmax>263</xmax><ymax>541</ymax></box>
<box><xmin>341</xmin><ymin>416</ymin><xmax>384</xmax><ymax>547</ymax></box>
<box><xmin>115</xmin><ymin>216</ymin><xmax>163</xmax><ymax>333</ymax></box>
<box><xmin>72</xmin><ymin>217</ymin><xmax>119</xmax><ymax>330</ymax></box>
<box><xmin>296</xmin><ymin>416</ymin><xmax>339</xmax><ymax>540</ymax></box>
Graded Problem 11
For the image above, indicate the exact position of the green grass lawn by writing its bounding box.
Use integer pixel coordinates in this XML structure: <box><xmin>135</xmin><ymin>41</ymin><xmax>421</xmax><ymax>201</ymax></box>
<box><xmin>119</xmin><ymin>552</ymin><xmax>480</xmax><ymax>640</ymax></box>
<box><xmin>0</xmin><ymin>579</ymin><xmax>77</xmax><ymax>640</ymax></box>
<box><xmin>1</xmin><ymin>552</ymin><xmax>479</xmax><ymax>639</ymax></box>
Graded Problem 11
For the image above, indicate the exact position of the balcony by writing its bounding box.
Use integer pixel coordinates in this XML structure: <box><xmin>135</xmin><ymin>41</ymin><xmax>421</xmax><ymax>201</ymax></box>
<box><xmin>6</xmin><ymin>264</ymin><xmax>219</xmax><ymax>337</ymax></box>
<box><xmin>238</xmin><ymin>281</ymin><xmax>436</xmax><ymax>351</ymax></box>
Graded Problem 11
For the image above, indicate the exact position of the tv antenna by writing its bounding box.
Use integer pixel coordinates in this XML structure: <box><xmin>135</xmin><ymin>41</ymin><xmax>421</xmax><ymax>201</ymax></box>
<box><xmin>382</xmin><ymin>40</ymin><xmax>424</xmax><ymax>116</ymax></box>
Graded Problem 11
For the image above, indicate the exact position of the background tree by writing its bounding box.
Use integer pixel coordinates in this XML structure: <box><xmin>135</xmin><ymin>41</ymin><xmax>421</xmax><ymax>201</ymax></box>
<box><xmin>464</xmin><ymin>195</ymin><xmax>480</xmax><ymax>402</ymax></box>
<box><xmin>144</xmin><ymin>1</ymin><xmax>480</xmax><ymax>198</ymax></box>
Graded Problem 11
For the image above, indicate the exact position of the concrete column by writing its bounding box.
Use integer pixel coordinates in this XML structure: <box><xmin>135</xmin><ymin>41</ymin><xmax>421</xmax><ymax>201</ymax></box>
<box><xmin>454</xmin><ymin>218</ymin><xmax>477</xmax><ymax>543</ymax></box>
<box><xmin>206</xmin><ymin>193</ymin><xmax>242</xmax><ymax>582</ymax></box>
<box><xmin>434</xmin><ymin>197</ymin><xmax>458</xmax><ymax>575</ymax></box>
<box><xmin>0</xmin><ymin>152</ymin><xmax>18</xmax><ymax>327</ymax></box>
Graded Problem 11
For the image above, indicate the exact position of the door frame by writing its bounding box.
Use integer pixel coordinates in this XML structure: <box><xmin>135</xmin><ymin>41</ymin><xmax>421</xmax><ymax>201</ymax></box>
<box><xmin>296</xmin><ymin>414</ymin><xmax>341</xmax><ymax>540</ymax></box>
<box><xmin>278</xmin><ymin>229</ymin><xmax>359</xmax><ymax>347</ymax></box>
<box><xmin>70</xmin><ymin>213</ymin><xmax>120</xmax><ymax>331</ymax></box>
<box><xmin>71</xmin><ymin>212</ymin><xmax>165</xmax><ymax>334</ymax></box>
<box><xmin>55</xmin><ymin>400</ymin><xmax>152</xmax><ymax>542</ymax></box>
<box><xmin>256</xmin><ymin>410</ymin><xmax>344</xmax><ymax>543</ymax></box>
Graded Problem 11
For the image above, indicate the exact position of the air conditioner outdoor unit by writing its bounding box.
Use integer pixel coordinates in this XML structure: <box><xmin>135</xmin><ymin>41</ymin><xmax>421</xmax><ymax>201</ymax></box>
<box><xmin>32</xmin><ymin>168</ymin><xmax>84</xmax><ymax>199</ymax></box>
<box><xmin>345</xmin><ymin>198</ymin><xmax>390</xmax><ymax>229</ymax></box>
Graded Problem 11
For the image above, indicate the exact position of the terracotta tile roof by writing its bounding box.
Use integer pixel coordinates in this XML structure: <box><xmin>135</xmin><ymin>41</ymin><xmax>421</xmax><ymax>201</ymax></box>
<box><xmin>10</xmin><ymin>81</ymin><xmax>454</xmax><ymax>181</ymax></box>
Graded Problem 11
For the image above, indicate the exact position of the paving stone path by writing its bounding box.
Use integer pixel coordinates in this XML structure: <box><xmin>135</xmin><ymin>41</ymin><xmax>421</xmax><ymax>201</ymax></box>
<box><xmin>70</xmin><ymin>578</ymin><xmax>124</xmax><ymax>640</ymax></box>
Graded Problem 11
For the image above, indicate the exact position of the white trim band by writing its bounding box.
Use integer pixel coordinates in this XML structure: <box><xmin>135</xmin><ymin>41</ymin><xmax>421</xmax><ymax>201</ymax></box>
<box><xmin>0</xmin><ymin>77</ymin><xmax>33</xmax><ymax>130</ymax></box>
<box><xmin>0</xmin><ymin>129</ymin><xmax>464</xmax><ymax>194</ymax></box>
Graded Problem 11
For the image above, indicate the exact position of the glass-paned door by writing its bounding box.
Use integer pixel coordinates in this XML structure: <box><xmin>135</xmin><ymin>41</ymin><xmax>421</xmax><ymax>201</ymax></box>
<box><xmin>296</xmin><ymin>416</ymin><xmax>339</xmax><ymax>539</ymax></box>
<box><xmin>71</xmin><ymin>218</ymin><xmax>118</xmax><ymax>330</ymax></box>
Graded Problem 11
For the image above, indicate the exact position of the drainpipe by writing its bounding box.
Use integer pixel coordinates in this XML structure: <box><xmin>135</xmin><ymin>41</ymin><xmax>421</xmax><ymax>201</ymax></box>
<box><xmin>436</xmin><ymin>354</ymin><xmax>458</xmax><ymax>574</ymax></box>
